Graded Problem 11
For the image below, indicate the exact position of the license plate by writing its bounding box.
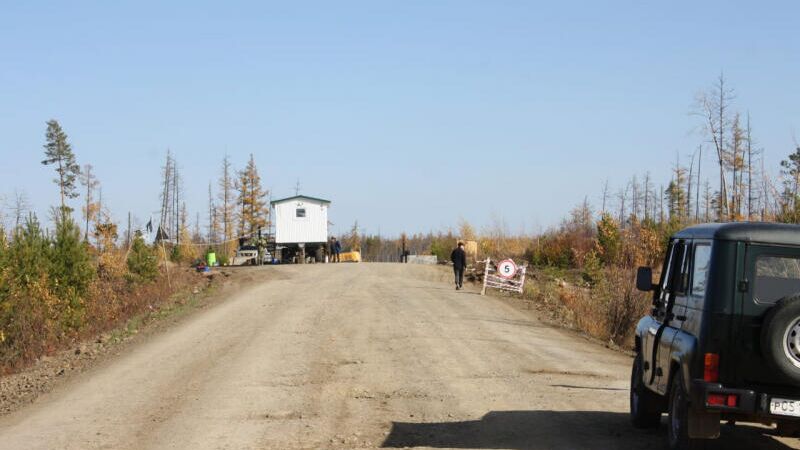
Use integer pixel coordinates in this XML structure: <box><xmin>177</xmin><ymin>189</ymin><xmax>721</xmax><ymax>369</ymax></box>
<box><xmin>770</xmin><ymin>398</ymin><xmax>800</xmax><ymax>417</ymax></box>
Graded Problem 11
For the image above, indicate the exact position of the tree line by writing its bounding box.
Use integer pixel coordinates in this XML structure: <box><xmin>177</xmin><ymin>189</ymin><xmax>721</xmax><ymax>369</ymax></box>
<box><xmin>0</xmin><ymin>120</ymin><xmax>174</xmax><ymax>372</ymax></box>
<box><xmin>155</xmin><ymin>151</ymin><xmax>269</xmax><ymax>264</ymax></box>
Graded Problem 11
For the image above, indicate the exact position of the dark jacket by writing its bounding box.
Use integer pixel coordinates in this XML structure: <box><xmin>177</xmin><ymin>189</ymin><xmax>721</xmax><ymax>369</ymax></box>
<box><xmin>334</xmin><ymin>240</ymin><xmax>342</xmax><ymax>253</ymax></box>
<box><xmin>450</xmin><ymin>247</ymin><xmax>467</xmax><ymax>270</ymax></box>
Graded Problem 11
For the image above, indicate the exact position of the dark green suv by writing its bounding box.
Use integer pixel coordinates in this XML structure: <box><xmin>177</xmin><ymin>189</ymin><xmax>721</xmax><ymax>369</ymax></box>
<box><xmin>631</xmin><ymin>223</ymin><xmax>800</xmax><ymax>449</ymax></box>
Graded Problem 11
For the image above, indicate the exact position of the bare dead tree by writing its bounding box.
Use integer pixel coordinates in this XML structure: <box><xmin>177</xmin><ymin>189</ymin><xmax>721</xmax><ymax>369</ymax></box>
<box><xmin>745</xmin><ymin>113</ymin><xmax>762</xmax><ymax>220</ymax></box>
<box><xmin>601</xmin><ymin>179</ymin><xmax>610</xmax><ymax>214</ymax></box>
<box><xmin>695</xmin><ymin>73</ymin><xmax>735</xmax><ymax>219</ymax></box>
<box><xmin>159</xmin><ymin>150</ymin><xmax>173</xmax><ymax>239</ymax></box>
<box><xmin>695</xmin><ymin>145</ymin><xmax>702</xmax><ymax>221</ymax></box>
<box><xmin>729</xmin><ymin>112</ymin><xmax>746</xmax><ymax>219</ymax></box>
<box><xmin>7</xmin><ymin>189</ymin><xmax>31</xmax><ymax>229</ymax></box>
<box><xmin>703</xmin><ymin>181</ymin><xmax>712</xmax><ymax>222</ymax></box>
<box><xmin>218</xmin><ymin>154</ymin><xmax>236</xmax><ymax>250</ymax></box>
<box><xmin>687</xmin><ymin>151</ymin><xmax>695</xmax><ymax>221</ymax></box>
<box><xmin>617</xmin><ymin>186</ymin><xmax>627</xmax><ymax>227</ymax></box>
<box><xmin>79</xmin><ymin>163</ymin><xmax>100</xmax><ymax>241</ymax></box>
<box><xmin>643</xmin><ymin>172</ymin><xmax>651</xmax><ymax>221</ymax></box>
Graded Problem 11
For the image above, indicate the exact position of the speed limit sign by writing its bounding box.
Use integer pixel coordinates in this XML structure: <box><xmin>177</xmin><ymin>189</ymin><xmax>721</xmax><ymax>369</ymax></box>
<box><xmin>496</xmin><ymin>259</ymin><xmax>518</xmax><ymax>279</ymax></box>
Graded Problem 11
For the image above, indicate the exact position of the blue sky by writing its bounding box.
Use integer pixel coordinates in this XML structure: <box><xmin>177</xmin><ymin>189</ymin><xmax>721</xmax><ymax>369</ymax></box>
<box><xmin>1</xmin><ymin>1</ymin><xmax>798</xmax><ymax>237</ymax></box>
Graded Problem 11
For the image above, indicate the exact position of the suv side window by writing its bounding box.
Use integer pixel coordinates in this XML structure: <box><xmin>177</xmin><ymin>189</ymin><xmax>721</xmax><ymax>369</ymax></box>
<box><xmin>666</xmin><ymin>241</ymin><xmax>689</xmax><ymax>294</ymax></box>
<box><xmin>656</xmin><ymin>240</ymin><xmax>688</xmax><ymax>310</ymax></box>
<box><xmin>691</xmin><ymin>244</ymin><xmax>712</xmax><ymax>296</ymax></box>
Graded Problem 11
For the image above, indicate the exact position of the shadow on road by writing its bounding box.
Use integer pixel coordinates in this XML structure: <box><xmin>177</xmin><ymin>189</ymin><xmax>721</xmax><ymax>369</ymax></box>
<box><xmin>381</xmin><ymin>410</ymin><xmax>795</xmax><ymax>450</ymax></box>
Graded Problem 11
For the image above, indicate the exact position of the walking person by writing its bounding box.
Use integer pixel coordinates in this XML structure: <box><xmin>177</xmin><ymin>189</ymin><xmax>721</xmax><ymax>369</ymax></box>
<box><xmin>451</xmin><ymin>241</ymin><xmax>467</xmax><ymax>290</ymax></box>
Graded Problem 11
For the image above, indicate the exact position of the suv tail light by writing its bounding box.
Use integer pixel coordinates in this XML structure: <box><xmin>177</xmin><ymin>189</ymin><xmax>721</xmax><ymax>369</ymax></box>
<box><xmin>704</xmin><ymin>353</ymin><xmax>720</xmax><ymax>382</ymax></box>
<box><xmin>706</xmin><ymin>393</ymin><xmax>738</xmax><ymax>408</ymax></box>
<box><xmin>707</xmin><ymin>394</ymin><xmax>726</xmax><ymax>406</ymax></box>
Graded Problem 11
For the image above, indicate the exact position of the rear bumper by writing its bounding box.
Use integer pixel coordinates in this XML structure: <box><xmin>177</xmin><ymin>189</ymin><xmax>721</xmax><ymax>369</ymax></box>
<box><xmin>691</xmin><ymin>379</ymin><xmax>800</xmax><ymax>421</ymax></box>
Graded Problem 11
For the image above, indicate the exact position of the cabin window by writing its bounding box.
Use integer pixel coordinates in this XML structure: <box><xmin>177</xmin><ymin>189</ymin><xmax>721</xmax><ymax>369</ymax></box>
<box><xmin>296</xmin><ymin>208</ymin><xmax>306</xmax><ymax>218</ymax></box>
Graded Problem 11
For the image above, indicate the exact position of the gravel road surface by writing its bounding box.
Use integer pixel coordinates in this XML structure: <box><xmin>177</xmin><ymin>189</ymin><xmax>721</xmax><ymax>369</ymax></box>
<box><xmin>0</xmin><ymin>264</ymin><xmax>796</xmax><ymax>449</ymax></box>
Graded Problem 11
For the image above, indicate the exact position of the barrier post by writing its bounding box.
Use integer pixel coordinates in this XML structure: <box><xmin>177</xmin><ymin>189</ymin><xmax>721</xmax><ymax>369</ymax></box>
<box><xmin>481</xmin><ymin>258</ymin><xmax>491</xmax><ymax>296</ymax></box>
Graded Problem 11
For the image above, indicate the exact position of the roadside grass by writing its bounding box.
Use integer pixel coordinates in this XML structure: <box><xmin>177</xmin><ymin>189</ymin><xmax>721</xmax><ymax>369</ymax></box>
<box><xmin>107</xmin><ymin>281</ymin><xmax>219</xmax><ymax>344</ymax></box>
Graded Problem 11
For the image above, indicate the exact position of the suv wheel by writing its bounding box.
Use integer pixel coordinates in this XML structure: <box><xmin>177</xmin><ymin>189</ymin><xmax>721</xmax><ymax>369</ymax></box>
<box><xmin>630</xmin><ymin>353</ymin><xmax>661</xmax><ymax>428</ymax></box>
<box><xmin>668</xmin><ymin>372</ymin><xmax>704</xmax><ymax>450</ymax></box>
<box><xmin>761</xmin><ymin>295</ymin><xmax>800</xmax><ymax>383</ymax></box>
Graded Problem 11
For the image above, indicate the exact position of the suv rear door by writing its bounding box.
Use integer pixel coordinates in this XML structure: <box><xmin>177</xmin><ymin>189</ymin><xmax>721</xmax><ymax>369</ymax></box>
<box><xmin>737</xmin><ymin>244</ymin><xmax>800</xmax><ymax>385</ymax></box>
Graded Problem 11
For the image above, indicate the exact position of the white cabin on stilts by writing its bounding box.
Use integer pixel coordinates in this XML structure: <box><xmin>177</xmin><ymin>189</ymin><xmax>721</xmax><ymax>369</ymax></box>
<box><xmin>270</xmin><ymin>195</ymin><xmax>331</xmax><ymax>263</ymax></box>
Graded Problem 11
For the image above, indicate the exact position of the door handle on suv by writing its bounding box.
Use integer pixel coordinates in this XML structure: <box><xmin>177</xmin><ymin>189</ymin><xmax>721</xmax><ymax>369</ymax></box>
<box><xmin>675</xmin><ymin>315</ymin><xmax>687</xmax><ymax>321</ymax></box>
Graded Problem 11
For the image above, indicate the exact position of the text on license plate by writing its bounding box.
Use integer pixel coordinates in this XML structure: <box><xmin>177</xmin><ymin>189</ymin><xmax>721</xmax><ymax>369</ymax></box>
<box><xmin>770</xmin><ymin>398</ymin><xmax>800</xmax><ymax>417</ymax></box>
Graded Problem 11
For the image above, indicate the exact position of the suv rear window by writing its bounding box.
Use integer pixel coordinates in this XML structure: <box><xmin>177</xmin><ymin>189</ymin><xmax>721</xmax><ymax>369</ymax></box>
<box><xmin>755</xmin><ymin>255</ymin><xmax>800</xmax><ymax>304</ymax></box>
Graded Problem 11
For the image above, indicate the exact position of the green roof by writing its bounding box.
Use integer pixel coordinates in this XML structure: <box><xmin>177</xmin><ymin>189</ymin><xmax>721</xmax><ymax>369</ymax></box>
<box><xmin>270</xmin><ymin>195</ymin><xmax>331</xmax><ymax>205</ymax></box>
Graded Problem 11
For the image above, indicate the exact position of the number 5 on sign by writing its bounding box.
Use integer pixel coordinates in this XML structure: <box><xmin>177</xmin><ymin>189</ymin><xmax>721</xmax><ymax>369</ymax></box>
<box><xmin>497</xmin><ymin>259</ymin><xmax>517</xmax><ymax>279</ymax></box>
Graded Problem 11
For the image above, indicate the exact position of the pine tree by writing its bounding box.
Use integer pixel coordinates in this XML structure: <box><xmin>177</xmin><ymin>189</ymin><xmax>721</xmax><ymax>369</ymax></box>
<box><xmin>596</xmin><ymin>213</ymin><xmax>621</xmax><ymax>265</ymax></box>
<box><xmin>2</xmin><ymin>214</ymin><xmax>56</xmax><ymax>354</ymax></box>
<box><xmin>6</xmin><ymin>215</ymin><xmax>50</xmax><ymax>287</ymax></box>
<box><xmin>41</xmin><ymin>120</ymin><xmax>80</xmax><ymax>213</ymax></box>
<box><xmin>237</xmin><ymin>154</ymin><xmax>269</xmax><ymax>236</ymax></box>
<box><xmin>50</xmin><ymin>211</ymin><xmax>95</xmax><ymax>328</ymax></box>
<box><xmin>127</xmin><ymin>233</ymin><xmax>159</xmax><ymax>283</ymax></box>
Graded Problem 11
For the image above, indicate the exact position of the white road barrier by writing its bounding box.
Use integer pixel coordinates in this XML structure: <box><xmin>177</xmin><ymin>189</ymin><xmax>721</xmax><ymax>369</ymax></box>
<box><xmin>480</xmin><ymin>258</ymin><xmax>527</xmax><ymax>295</ymax></box>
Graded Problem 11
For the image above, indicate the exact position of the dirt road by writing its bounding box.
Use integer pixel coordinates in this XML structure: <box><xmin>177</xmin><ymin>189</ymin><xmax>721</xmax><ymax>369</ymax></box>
<box><xmin>0</xmin><ymin>264</ymin><xmax>796</xmax><ymax>449</ymax></box>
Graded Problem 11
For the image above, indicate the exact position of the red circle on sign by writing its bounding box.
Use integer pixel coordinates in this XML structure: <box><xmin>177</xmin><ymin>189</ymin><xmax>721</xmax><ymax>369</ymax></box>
<box><xmin>497</xmin><ymin>259</ymin><xmax>518</xmax><ymax>279</ymax></box>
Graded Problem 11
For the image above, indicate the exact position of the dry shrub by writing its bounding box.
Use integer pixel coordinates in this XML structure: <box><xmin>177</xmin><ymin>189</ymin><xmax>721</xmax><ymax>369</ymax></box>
<box><xmin>559</xmin><ymin>288</ymin><xmax>604</xmax><ymax>337</ymax></box>
<box><xmin>0</xmin><ymin>274</ymin><xmax>62</xmax><ymax>369</ymax></box>
<box><xmin>592</xmin><ymin>266</ymin><xmax>650</xmax><ymax>346</ymax></box>
<box><xmin>619</xmin><ymin>221</ymin><xmax>665</xmax><ymax>269</ymax></box>
<box><xmin>523</xmin><ymin>266</ymin><xmax>649</xmax><ymax>349</ymax></box>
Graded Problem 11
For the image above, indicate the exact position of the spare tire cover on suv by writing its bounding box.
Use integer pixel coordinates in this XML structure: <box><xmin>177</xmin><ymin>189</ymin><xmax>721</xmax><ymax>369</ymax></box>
<box><xmin>762</xmin><ymin>295</ymin><xmax>800</xmax><ymax>383</ymax></box>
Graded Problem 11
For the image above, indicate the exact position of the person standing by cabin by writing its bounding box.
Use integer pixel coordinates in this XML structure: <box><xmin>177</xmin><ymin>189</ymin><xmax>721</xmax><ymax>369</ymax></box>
<box><xmin>333</xmin><ymin>237</ymin><xmax>342</xmax><ymax>262</ymax></box>
<box><xmin>450</xmin><ymin>242</ymin><xmax>467</xmax><ymax>290</ymax></box>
